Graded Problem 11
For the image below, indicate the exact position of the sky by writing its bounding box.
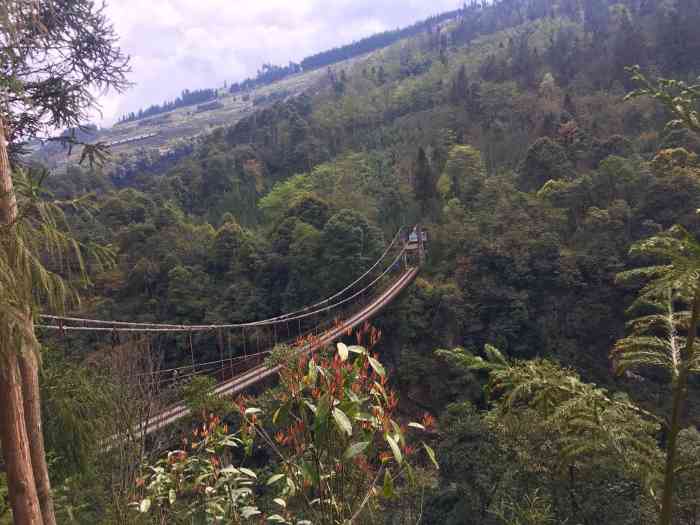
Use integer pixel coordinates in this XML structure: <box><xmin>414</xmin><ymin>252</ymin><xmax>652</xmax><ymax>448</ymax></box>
<box><xmin>96</xmin><ymin>0</ymin><xmax>461</xmax><ymax>126</ymax></box>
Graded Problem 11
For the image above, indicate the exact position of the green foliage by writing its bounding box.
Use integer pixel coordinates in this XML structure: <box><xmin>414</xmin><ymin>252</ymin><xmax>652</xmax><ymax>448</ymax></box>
<box><xmin>259</xmin><ymin>175</ymin><xmax>313</xmax><ymax>225</ymax></box>
<box><xmin>0</xmin><ymin>472</ymin><xmax>8</xmax><ymax>524</ymax></box>
<box><xmin>137</xmin><ymin>345</ymin><xmax>436</xmax><ymax>525</ymax></box>
<box><xmin>439</xmin><ymin>144</ymin><xmax>486</xmax><ymax>204</ymax></box>
<box><xmin>423</xmin><ymin>402</ymin><xmax>505</xmax><ymax>524</ymax></box>
<box><xmin>612</xmin><ymin>287</ymin><xmax>699</xmax><ymax>379</ymax></box>
<box><xmin>181</xmin><ymin>375</ymin><xmax>232</xmax><ymax>422</ymax></box>
<box><xmin>626</xmin><ymin>67</ymin><xmax>700</xmax><ymax>134</ymax></box>
<box><xmin>40</xmin><ymin>347</ymin><xmax>112</xmax><ymax>479</ymax></box>
<box><xmin>439</xmin><ymin>346</ymin><xmax>663</xmax><ymax>505</ymax></box>
<box><xmin>135</xmin><ymin>416</ymin><xmax>260</xmax><ymax>524</ymax></box>
<box><xmin>613</xmin><ymin>224</ymin><xmax>700</xmax><ymax>525</ymax></box>
<box><xmin>618</xmin><ymin>226</ymin><xmax>700</xmax><ymax>305</ymax></box>
<box><xmin>1</xmin><ymin>168</ymin><xmax>113</xmax><ymax>356</ymax></box>
<box><xmin>319</xmin><ymin>209</ymin><xmax>383</xmax><ymax>293</ymax></box>
<box><xmin>32</xmin><ymin>5</ymin><xmax>700</xmax><ymax>524</ymax></box>
<box><xmin>675</xmin><ymin>428</ymin><xmax>700</xmax><ymax>524</ymax></box>
<box><xmin>491</xmin><ymin>490</ymin><xmax>556</xmax><ymax>525</ymax></box>
<box><xmin>518</xmin><ymin>138</ymin><xmax>573</xmax><ymax>192</ymax></box>
<box><xmin>252</xmin><ymin>343</ymin><xmax>437</xmax><ymax>524</ymax></box>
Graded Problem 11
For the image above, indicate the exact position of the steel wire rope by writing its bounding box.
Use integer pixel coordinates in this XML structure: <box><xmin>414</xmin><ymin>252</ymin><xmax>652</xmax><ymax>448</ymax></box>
<box><xmin>131</xmin><ymin>350</ymin><xmax>273</xmax><ymax>378</ymax></box>
<box><xmin>38</xmin><ymin>227</ymin><xmax>405</xmax><ymax>330</ymax></box>
<box><xmin>36</xmin><ymin>245</ymin><xmax>407</xmax><ymax>334</ymax></box>
<box><xmin>56</xmin><ymin>269</ymin><xmax>417</xmax><ymax>397</ymax></box>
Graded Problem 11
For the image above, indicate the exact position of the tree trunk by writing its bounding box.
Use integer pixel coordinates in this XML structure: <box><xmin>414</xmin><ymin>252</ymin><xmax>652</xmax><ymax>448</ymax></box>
<box><xmin>1</xmin><ymin>116</ymin><xmax>51</xmax><ymax>524</ymax></box>
<box><xmin>659</xmin><ymin>284</ymin><xmax>700</xmax><ymax>525</ymax></box>
<box><xmin>0</xmin><ymin>117</ymin><xmax>18</xmax><ymax>227</ymax></box>
<box><xmin>0</xmin><ymin>352</ymin><xmax>44</xmax><ymax>525</ymax></box>
<box><xmin>19</xmin><ymin>344</ymin><xmax>57</xmax><ymax>525</ymax></box>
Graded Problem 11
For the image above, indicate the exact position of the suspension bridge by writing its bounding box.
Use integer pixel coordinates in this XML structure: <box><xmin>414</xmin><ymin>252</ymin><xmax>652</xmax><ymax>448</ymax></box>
<box><xmin>37</xmin><ymin>225</ymin><xmax>426</xmax><ymax>438</ymax></box>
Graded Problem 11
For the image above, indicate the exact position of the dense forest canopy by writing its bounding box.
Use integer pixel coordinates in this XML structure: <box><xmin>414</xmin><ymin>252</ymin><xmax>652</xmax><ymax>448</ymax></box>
<box><xmin>4</xmin><ymin>0</ymin><xmax>700</xmax><ymax>523</ymax></box>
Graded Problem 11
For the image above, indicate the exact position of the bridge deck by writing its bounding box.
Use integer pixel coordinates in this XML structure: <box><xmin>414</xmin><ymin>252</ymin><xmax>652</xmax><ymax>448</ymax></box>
<box><xmin>134</xmin><ymin>266</ymin><xmax>419</xmax><ymax>437</ymax></box>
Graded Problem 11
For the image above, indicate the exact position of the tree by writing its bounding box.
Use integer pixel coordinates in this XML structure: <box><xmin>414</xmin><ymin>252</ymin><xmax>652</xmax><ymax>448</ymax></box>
<box><xmin>518</xmin><ymin>138</ymin><xmax>573</xmax><ymax>192</ymax></box>
<box><xmin>545</xmin><ymin>26</ymin><xmax>580</xmax><ymax>87</ymax></box>
<box><xmin>209</xmin><ymin>220</ymin><xmax>245</xmax><ymax>274</ymax></box>
<box><xmin>320</xmin><ymin>209</ymin><xmax>383</xmax><ymax>293</ymax></box>
<box><xmin>0</xmin><ymin>2</ymin><xmax>128</xmax><ymax>523</ymax></box>
<box><xmin>450</xmin><ymin>65</ymin><xmax>468</xmax><ymax>104</ymax></box>
<box><xmin>437</xmin><ymin>144</ymin><xmax>486</xmax><ymax>204</ymax></box>
<box><xmin>423</xmin><ymin>401</ymin><xmax>504</xmax><ymax>525</ymax></box>
<box><xmin>414</xmin><ymin>147</ymin><xmax>436</xmax><ymax>216</ymax></box>
<box><xmin>0</xmin><ymin>0</ymin><xmax>129</xmax><ymax>155</ymax></box>
<box><xmin>613</xmin><ymin>226</ymin><xmax>700</xmax><ymax>525</ymax></box>
<box><xmin>625</xmin><ymin>70</ymin><xmax>700</xmax><ymax>525</ymax></box>
<box><xmin>625</xmin><ymin>67</ymin><xmax>700</xmax><ymax>136</ymax></box>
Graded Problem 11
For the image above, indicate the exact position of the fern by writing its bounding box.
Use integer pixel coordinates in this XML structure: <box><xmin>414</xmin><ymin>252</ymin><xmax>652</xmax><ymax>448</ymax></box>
<box><xmin>613</xmin><ymin>224</ymin><xmax>700</xmax><ymax>525</ymax></box>
<box><xmin>439</xmin><ymin>346</ymin><xmax>664</xmax><ymax>502</ymax></box>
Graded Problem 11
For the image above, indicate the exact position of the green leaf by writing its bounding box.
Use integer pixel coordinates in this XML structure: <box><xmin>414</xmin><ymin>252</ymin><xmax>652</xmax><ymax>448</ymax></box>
<box><xmin>484</xmin><ymin>344</ymin><xmax>508</xmax><ymax>367</ymax></box>
<box><xmin>286</xmin><ymin>476</ymin><xmax>297</xmax><ymax>496</ymax></box>
<box><xmin>239</xmin><ymin>467</ymin><xmax>257</xmax><ymax>478</ymax></box>
<box><xmin>344</xmin><ymin>441</ymin><xmax>370</xmax><ymax>459</ymax></box>
<box><xmin>383</xmin><ymin>469</ymin><xmax>395</xmax><ymax>499</ymax></box>
<box><xmin>196</xmin><ymin>472</ymin><xmax>214</xmax><ymax>484</ymax></box>
<box><xmin>308</xmin><ymin>358</ymin><xmax>317</xmax><ymax>385</ymax></box>
<box><xmin>405</xmin><ymin>463</ymin><xmax>416</xmax><ymax>486</ymax></box>
<box><xmin>391</xmin><ymin>421</ymin><xmax>403</xmax><ymax>444</ymax></box>
<box><xmin>314</xmin><ymin>395</ymin><xmax>330</xmax><ymax>432</ymax></box>
<box><xmin>244</xmin><ymin>407</ymin><xmax>262</xmax><ymax>416</ymax></box>
<box><xmin>408</xmin><ymin>422</ymin><xmax>425</xmax><ymax>430</ymax></box>
<box><xmin>267</xmin><ymin>473</ymin><xmax>285</xmax><ymax>485</ymax></box>
<box><xmin>241</xmin><ymin>506</ymin><xmax>261</xmax><ymax>519</ymax></box>
<box><xmin>386</xmin><ymin>434</ymin><xmax>402</xmax><ymax>464</ymax></box>
<box><xmin>354</xmin><ymin>412</ymin><xmax>374</xmax><ymax>422</ymax></box>
<box><xmin>302</xmin><ymin>461</ymin><xmax>320</xmax><ymax>486</ymax></box>
<box><xmin>423</xmin><ymin>442</ymin><xmax>439</xmax><ymax>469</ymax></box>
<box><xmin>368</xmin><ymin>356</ymin><xmax>385</xmax><ymax>376</ymax></box>
<box><xmin>337</xmin><ymin>342</ymin><xmax>349</xmax><ymax>361</ymax></box>
<box><xmin>273</xmin><ymin>498</ymin><xmax>287</xmax><ymax>508</ymax></box>
<box><xmin>348</xmin><ymin>345</ymin><xmax>366</xmax><ymax>354</ymax></box>
<box><xmin>333</xmin><ymin>407</ymin><xmax>353</xmax><ymax>436</ymax></box>
<box><xmin>268</xmin><ymin>514</ymin><xmax>287</xmax><ymax>522</ymax></box>
<box><xmin>168</xmin><ymin>489</ymin><xmax>176</xmax><ymax>505</ymax></box>
<box><xmin>139</xmin><ymin>498</ymin><xmax>151</xmax><ymax>513</ymax></box>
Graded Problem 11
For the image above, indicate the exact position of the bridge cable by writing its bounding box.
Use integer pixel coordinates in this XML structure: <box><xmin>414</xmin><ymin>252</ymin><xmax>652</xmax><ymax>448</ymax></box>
<box><xmin>38</xmin><ymin>227</ymin><xmax>405</xmax><ymax>330</ymax></box>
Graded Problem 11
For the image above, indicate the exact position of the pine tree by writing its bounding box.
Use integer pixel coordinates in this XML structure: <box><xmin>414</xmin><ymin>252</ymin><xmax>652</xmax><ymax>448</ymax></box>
<box><xmin>451</xmin><ymin>64</ymin><xmax>468</xmax><ymax>103</ymax></box>
<box><xmin>414</xmin><ymin>147</ymin><xmax>435</xmax><ymax>216</ymax></box>
<box><xmin>0</xmin><ymin>2</ymin><xmax>127</xmax><ymax>523</ymax></box>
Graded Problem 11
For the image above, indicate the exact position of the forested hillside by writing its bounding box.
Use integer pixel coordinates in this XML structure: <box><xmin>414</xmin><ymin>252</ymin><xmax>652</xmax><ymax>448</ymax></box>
<box><xmin>4</xmin><ymin>0</ymin><xmax>700</xmax><ymax>524</ymax></box>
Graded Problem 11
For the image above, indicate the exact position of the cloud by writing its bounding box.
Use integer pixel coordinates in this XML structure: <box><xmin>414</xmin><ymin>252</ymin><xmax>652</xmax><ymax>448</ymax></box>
<box><xmin>96</xmin><ymin>0</ymin><xmax>460</xmax><ymax>126</ymax></box>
